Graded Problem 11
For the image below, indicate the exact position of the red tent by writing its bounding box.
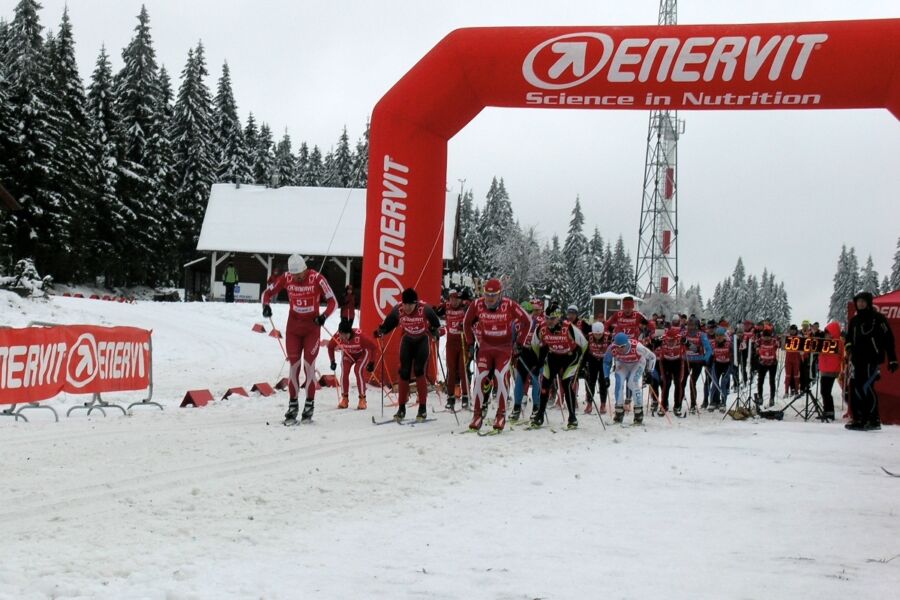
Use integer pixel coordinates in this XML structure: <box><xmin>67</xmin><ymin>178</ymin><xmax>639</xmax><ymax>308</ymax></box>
<box><xmin>848</xmin><ymin>289</ymin><xmax>900</xmax><ymax>425</ymax></box>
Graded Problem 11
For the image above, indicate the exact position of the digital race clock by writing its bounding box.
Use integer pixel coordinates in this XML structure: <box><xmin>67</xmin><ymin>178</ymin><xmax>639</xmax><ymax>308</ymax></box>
<box><xmin>782</xmin><ymin>336</ymin><xmax>840</xmax><ymax>354</ymax></box>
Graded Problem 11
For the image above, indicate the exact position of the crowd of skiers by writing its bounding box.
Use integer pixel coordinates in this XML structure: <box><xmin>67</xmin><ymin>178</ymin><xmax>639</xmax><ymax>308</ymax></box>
<box><xmin>261</xmin><ymin>254</ymin><xmax>897</xmax><ymax>432</ymax></box>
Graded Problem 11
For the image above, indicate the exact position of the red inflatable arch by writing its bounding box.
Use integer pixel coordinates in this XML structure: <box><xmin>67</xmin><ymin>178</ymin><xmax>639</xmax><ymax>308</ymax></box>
<box><xmin>362</xmin><ymin>19</ymin><xmax>900</xmax><ymax>371</ymax></box>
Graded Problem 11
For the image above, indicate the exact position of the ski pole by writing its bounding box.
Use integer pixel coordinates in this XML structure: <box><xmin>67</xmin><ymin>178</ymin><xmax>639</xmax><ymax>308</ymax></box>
<box><xmin>646</xmin><ymin>382</ymin><xmax>671</xmax><ymax>425</ymax></box>
<box><xmin>377</xmin><ymin>336</ymin><xmax>386</xmax><ymax>417</ymax></box>
<box><xmin>269</xmin><ymin>317</ymin><xmax>287</xmax><ymax>358</ymax></box>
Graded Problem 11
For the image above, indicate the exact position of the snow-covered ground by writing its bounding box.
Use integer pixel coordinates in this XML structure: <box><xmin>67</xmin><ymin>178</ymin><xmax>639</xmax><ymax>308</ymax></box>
<box><xmin>1</xmin><ymin>292</ymin><xmax>898</xmax><ymax>599</ymax></box>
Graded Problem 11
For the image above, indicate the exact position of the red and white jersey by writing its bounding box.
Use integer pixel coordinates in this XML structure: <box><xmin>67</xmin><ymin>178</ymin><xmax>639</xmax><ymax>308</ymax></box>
<box><xmin>463</xmin><ymin>297</ymin><xmax>531</xmax><ymax>349</ymax></box>
<box><xmin>327</xmin><ymin>329</ymin><xmax>377</xmax><ymax>363</ymax></box>
<box><xmin>660</xmin><ymin>334</ymin><xmax>685</xmax><ymax>361</ymax></box>
<box><xmin>607</xmin><ymin>339</ymin><xmax>657</xmax><ymax>369</ymax></box>
<box><xmin>399</xmin><ymin>303</ymin><xmax>431</xmax><ymax>337</ymax></box>
<box><xmin>757</xmin><ymin>337</ymin><xmax>779</xmax><ymax>366</ymax></box>
<box><xmin>740</xmin><ymin>330</ymin><xmax>755</xmax><ymax>351</ymax></box>
<box><xmin>534</xmin><ymin>320</ymin><xmax>588</xmax><ymax>355</ymax></box>
<box><xmin>442</xmin><ymin>303</ymin><xmax>467</xmax><ymax>336</ymax></box>
<box><xmin>262</xmin><ymin>269</ymin><xmax>335</xmax><ymax>323</ymax></box>
<box><xmin>712</xmin><ymin>339</ymin><xmax>733</xmax><ymax>363</ymax></box>
<box><xmin>606</xmin><ymin>310</ymin><xmax>648</xmax><ymax>339</ymax></box>
<box><xmin>588</xmin><ymin>334</ymin><xmax>611</xmax><ymax>360</ymax></box>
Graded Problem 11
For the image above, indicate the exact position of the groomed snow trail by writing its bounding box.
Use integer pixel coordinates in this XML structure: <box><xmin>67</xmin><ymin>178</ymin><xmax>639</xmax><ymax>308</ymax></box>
<box><xmin>1</xmin><ymin>294</ymin><xmax>898</xmax><ymax>599</ymax></box>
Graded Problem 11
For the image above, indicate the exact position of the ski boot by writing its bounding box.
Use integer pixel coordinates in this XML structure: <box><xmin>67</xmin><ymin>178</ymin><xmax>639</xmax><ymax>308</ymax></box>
<box><xmin>864</xmin><ymin>420</ymin><xmax>882</xmax><ymax>431</ymax></box>
<box><xmin>566</xmin><ymin>414</ymin><xmax>578</xmax><ymax>430</ymax></box>
<box><xmin>510</xmin><ymin>405</ymin><xmax>522</xmax><ymax>422</ymax></box>
<box><xmin>673</xmin><ymin>405</ymin><xmax>684</xmax><ymax>418</ymax></box>
<box><xmin>416</xmin><ymin>402</ymin><xmax>428</xmax><ymax>422</ymax></box>
<box><xmin>357</xmin><ymin>395</ymin><xmax>367</xmax><ymax>410</ymax></box>
<box><xmin>461</xmin><ymin>396</ymin><xmax>470</xmax><ymax>411</ymax></box>
<box><xmin>445</xmin><ymin>396</ymin><xmax>456</xmax><ymax>411</ymax></box>
<box><xmin>492</xmin><ymin>410</ymin><xmax>506</xmax><ymax>431</ymax></box>
<box><xmin>599</xmin><ymin>402</ymin><xmax>607</xmax><ymax>415</ymax></box>
<box><xmin>584</xmin><ymin>400</ymin><xmax>593</xmax><ymax>414</ymax></box>
<box><xmin>338</xmin><ymin>394</ymin><xmax>349</xmax><ymax>409</ymax></box>
<box><xmin>707</xmin><ymin>402</ymin><xmax>717</xmax><ymax>413</ymax></box>
<box><xmin>613</xmin><ymin>406</ymin><xmax>624</xmax><ymax>424</ymax></box>
<box><xmin>651</xmin><ymin>400</ymin><xmax>659</xmax><ymax>414</ymax></box>
<box><xmin>300</xmin><ymin>399</ymin><xmax>315</xmax><ymax>423</ymax></box>
<box><xmin>689</xmin><ymin>403</ymin><xmax>698</xmax><ymax>415</ymax></box>
<box><xmin>633</xmin><ymin>407</ymin><xmax>644</xmax><ymax>426</ymax></box>
<box><xmin>657</xmin><ymin>405</ymin><xmax>668</xmax><ymax>417</ymax></box>
<box><xmin>528</xmin><ymin>410</ymin><xmax>545</xmax><ymax>429</ymax></box>
<box><xmin>393</xmin><ymin>403</ymin><xmax>406</xmax><ymax>422</ymax></box>
<box><xmin>719</xmin><ymin>404</ymin><xmax>727</xmax><ymax>414</ymax></box>
<box><xmin>284</xmin><ymin>399</ymin><xmax>299</xmax><ymax>424</ymax></box>
<box><xmin>701</xmin><ymin>400</ymin><xmax>709</xmax><ymax>410</ymax></box>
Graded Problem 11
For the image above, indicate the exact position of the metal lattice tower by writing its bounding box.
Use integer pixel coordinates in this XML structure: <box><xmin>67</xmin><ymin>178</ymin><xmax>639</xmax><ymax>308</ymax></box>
<box><xmin>635</xmin><ymin>0</ymin><xmax>684</xmax><ymax>298</ymax></box>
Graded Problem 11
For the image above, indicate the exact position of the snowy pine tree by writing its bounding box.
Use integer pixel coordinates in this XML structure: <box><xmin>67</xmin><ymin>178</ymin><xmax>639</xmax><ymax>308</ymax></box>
<box><xmin>828</xmin><ymin>245</ymin><xmax>860</xmax><ymax>325</ymax></box>
<box><xmin>480</xmin><ymin>177</ymin><xmax>514</xmax><ymax>261</ymax></box>
<box><xmin>212</xmin><ymin>61</ymin><xmax>250</xmax><ymax>184</ymax></box>
<box><xmin>456</xmin><ymin>189</ymin><xmax>480</xmax><ymax>277</ymax></box>
<box><xmin>243</xmin><ymin>113</ymin><xmax>260</xmax><ymax>182</ymax></box>
<box><xmin>323</xmin><ymin>126</ymin><xmax>352</xmax><ymax>187</ymax></box>
<box><xmin>882</xmin><ymin>275</ymin><xmax>891</xmax><ymax>295</ymax></box>
<box><xmin>86</xmin><ymin>45</ymin><xmax>129</xmax><ymax>284</ymax></box>
<box><xmin>891</xmin><ymin>237</ymin><xmax>900</xmax><ymax>291</ymax></box>
<box><xmin>859</xmin><ymin>254</ymin><xmax>880</xmax><ymax>295</ymax></box>
<box><xmin>676</xmin><ymin>284</ymin><xmax>705</xmax><ymax>319</ymax></box>
<box><xmin>171</xmin><ymin>42</ymin><xmax>215</xmax><ymax>261</ymax></box>
<box><xmin>252</xmin><ymin>122</ymin><xmax>274</xmax><ymax>185</ymax></box>
<box><xmin>147</xmin><ymin>64</ymin><xmax>178</xmax><ymax>284</ymax></box>
<box><xmin>45</xmin><ymin>7</ymin><xmax>94</xmax><ymax>280</ymax></box>
<box><xmin>609</xmin><ymin>236</ymin><xmax>633</xmax><ymax>294</ymax></box>
<box><xmin>3</xmin><ymin>0</ymin><xmax>64</xmax><ymax>277</ymax></box>
<box><xmin>543</xmin><ymin>235</ymin><xmax>570</xmax><ymax>306</ymax></box>
<box><xmin>350</xmin><ymin>121</ymin><xmax>369</xmax><ymax>188</ymax></box>
<box><xmin>562</xmin><ymin>196</ymin><xmax>591</xmax><ymax>310</ymax></box>
<box><xmin>302</xmin><ymin>145</ymin><xmax>323</xmax><ymax>186</ymax></box>
<box><xmin>294</xmin><ymin>141</ymin><xmax>309</xmax><ymax>185</ymax></box>
<box><xmin>492</xmin><ymin>225</ymin><xmax>546</xmax><ymax>302</ymax></box>
<box><xmin>272</xmin><ymin>131</ymin><xmax>296</xmax><ymax>187</ymax></box>
<box><xmin>589</xmin><ymin>227</ymin><xmax>606</xmax><ymax>292</ymax></box>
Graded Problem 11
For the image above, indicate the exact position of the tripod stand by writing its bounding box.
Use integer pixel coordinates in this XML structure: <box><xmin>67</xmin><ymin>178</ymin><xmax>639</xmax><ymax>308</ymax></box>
<box><xmin>782</xmin><ymin>352</ymin><xmax>824</xmax><ymax>422</ymax></box>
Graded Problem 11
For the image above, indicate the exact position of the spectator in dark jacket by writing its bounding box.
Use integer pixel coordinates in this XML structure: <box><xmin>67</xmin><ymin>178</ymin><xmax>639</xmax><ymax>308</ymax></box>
<box><xmin>845</xmin><ymin>291</ymin><xmax>898</xmax><ymax>430</ymax></box>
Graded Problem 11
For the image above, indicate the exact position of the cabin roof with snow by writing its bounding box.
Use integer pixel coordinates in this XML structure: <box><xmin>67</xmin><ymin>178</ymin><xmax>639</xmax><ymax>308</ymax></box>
<box><xmin>197</xmin><ymin>183</ymin><xmax>457</xmax><ymax>259</ymax></box>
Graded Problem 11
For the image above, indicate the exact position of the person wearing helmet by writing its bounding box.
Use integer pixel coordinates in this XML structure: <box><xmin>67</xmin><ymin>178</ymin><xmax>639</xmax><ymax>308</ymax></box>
<box><xmin>603</xmin><ymin>330</ymin><xmax>657</xmax><ymax>425</ymax></box>
<box><xmin>708</xmin><ymin>327</ymin><xmax>733</xmax><ymax>412</ymax></box>
<box><xmin>566</xmin><ymin>305</ymin><xmax>590</xmax><ymax>337</ymax></box>
<box><xmin>681</xmin><ymin>317</ymin><xmax>713</xmax><ymax>415</ymax></box>
<box><xmin>583</xmin><ymin>321</ymin><xmax>611</xmax><ymax>415</ymax></box>
<box><xmin>659</xmin><ymin>326</ymin><xmax>686</xmax><ymax>416</ymax></box>
<box><xmin>754</xmin><ymin>325</ymin><xmax>780</xmax><ymax>406</ymax></box>
<box><xmin>462</xmin><ymin>278</ymin><xmax>531</xmax><ymax>431</ymax></box>
<box><xmin>844</xmin><ymin>291</ymin><xmax>898</xmax><ymax>430</ymax></box>
<box><xmin>530</xmin><ymin>303</ymin><xmax>588</xmax><ymax>429</ymax></box>
<box><xmin>375</xmin><ymin>287</ymin><xmax>442</xmax><ymax>422</ymax></box>
<box><xmin>605</xmin><ymin>296</ymin><xmax>648</xmax><ymax>340</ymax></box>
<box><xmin>436</xmin><ymin>289</ymin><xmax>470</xmax><ymax>411</ymax></box>
<box><xmin>512</xmin><ymin>297</ymin><xmax>547</xmax><ymax>421</ymax></box>
<box><xmin>327</xmin><ymin>320</ymin><xmax>377</xmax><ymax>410</ymax></box>
<box><xmin>262</xmin><ymin>254</ymin><xmax>336</xmax><ymax>424</ymax></box>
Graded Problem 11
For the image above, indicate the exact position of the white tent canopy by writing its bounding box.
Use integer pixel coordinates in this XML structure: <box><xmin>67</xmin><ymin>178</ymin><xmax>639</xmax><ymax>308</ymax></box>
<box><xmin>197</xmin><ymin>183</ymin><xmax>457</xmax><ymax>259</ymax></box>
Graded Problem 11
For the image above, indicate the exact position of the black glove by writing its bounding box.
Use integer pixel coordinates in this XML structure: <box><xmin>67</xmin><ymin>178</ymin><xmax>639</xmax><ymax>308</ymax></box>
<box><xmin>330</xmin><ymin>361</ymin><xmax>337</xmax><ymax>371</ymax></box>
<box><xmin>889</xmin><ymin>361</ymin><xmax>899</xmax><ymax>374</ymax></box>
<box><xmin>373</xmin><ymin>328</ymin><xmax>384</xmax><ymax>339</ymax></box>
<box><xmin>431</xmin><ymin>327</ymin><xmax>441</xmax><ymax>340</ymax></box>
<box><xmin>262</xmin><ymin>304</ymin><xmax>272</xmax><ymax>318</ymax></box>
<box><xmin>512</xmin><ymin>343</ymin><xmax>523</xmax><ymax>359</ymax></box>
<box><xmin>366</xmin><ymin>362</ymin><xmax>375</xmax><ymax>373</ymax></box>
<box><xmin>603</xmin><ymin>376</ymin><xmax>610</xmax><ymax>388</ymax></box>
<box><xmin>314</xmin><ymin>314</ymin><xmax>327</xmax><ymax>326</ymax></box>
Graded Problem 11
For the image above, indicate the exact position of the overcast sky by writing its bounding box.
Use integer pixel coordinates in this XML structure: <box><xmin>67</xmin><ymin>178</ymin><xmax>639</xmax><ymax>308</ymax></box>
<box><xmin>3</xmin><ymin>0</ymin><xmax>898</xmax><ymax>322</ymax></box>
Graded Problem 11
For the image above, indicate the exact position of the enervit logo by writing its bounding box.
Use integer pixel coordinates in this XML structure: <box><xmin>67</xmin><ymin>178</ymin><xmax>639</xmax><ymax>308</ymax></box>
<box><xmin>373</xmin><ymin>272</ymin><xmax>403</xmax><ymax>320</ymax></box>
<box><xmin>523</xmin><ymin>33</ymin><xmax>614</xmax><ymax>90</ymax></box>
<box><xmin>374</xmin><ymin>155</ymin><xmax>410</xmax><ymax>320</ymax></box>
<box><xmin>523</xmin><ymin>32</ymin><xmax>828</xmax><ymax>90</ymax></box>
<box><xmin>66</xmin><ymin>333</ymin><xmax>98</xmax><ymax>388</ymax></box>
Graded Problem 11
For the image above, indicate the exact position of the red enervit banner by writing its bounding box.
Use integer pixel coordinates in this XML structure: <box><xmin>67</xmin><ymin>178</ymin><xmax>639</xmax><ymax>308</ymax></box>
<box><xmin>361</xmin><ymin>20</ymin><xmax>900</xmax><ymax>376</ymax></box>
<box><xmin>0</xmin><ymin>325</ymin><xmax>152</xmax><ymax>405</ymax></box>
